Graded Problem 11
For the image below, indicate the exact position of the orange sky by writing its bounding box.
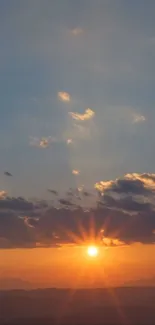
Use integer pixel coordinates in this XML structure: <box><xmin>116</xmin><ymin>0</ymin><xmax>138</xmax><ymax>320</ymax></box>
<box><xmin>1</xmin><ymin>244</ymin><xmax>155</xmax><ymax>288</ymax></box>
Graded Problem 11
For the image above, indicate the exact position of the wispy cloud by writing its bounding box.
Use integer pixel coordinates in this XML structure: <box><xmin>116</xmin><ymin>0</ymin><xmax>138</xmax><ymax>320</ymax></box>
<box><xmin>72</xmin><ymin>169</ymin><xmax>80</xmax><ymax>175</ymax></box>
<box><xmin>132</xmin><ymin>113</ymin><xmax>146</xmax><ymax>123</ymax></box>
<box><xmin>58</xmin><ymin>91</ymin><xmax>71</xmax><ymax>102</ymax></box>
<box><xmin>69</xmin><ymin>108</ymin><xmax>95</xmax><ymax>121</ymax></box>
<box><xmin>30</xmin><ymin>136</ymin><xmax>57</xmax><ymax>148</ymax></box>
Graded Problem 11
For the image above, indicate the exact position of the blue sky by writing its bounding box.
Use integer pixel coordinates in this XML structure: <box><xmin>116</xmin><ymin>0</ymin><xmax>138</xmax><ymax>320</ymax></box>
<box><xmin>0</xmin><ymin>0</ymin><xmax>155</xmax><ymax>199</ymax></box>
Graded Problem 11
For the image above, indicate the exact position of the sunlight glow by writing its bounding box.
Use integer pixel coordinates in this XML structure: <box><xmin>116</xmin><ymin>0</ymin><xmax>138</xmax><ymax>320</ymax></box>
<box><xmin>87</xmin><ymin>246</ymin><xmax>98</xmax><ymax>257</ymax></box>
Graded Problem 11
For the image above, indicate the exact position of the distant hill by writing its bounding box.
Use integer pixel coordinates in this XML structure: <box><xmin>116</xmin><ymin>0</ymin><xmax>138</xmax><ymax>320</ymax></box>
<box><xmin>124</xmin><ymin>277</ymin><xmax>155</xmax><ymax>287</ymax></box>
<box><xmin>0</xmin><ymin>277</ymin><xmax>33</xmax><ymax>290</ymax></box>
<box><xmin>1</xmin><ymin>276</ymin><xmax>155</xmax><ymax>291</ymax></box>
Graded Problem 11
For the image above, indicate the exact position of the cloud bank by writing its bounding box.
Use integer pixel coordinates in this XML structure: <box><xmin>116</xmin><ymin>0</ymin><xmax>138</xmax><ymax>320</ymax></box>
<box><xmin>1</xmin><ymin>173</ymin><xmax>155</xmax><ymax>248</ymax></box>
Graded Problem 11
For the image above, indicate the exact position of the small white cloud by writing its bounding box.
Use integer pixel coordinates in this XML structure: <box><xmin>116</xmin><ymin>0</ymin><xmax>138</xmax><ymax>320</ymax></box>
<box><xmin>66</xmin><ymin>138</ymin><xmax>73</xmax><ymax>144</ymax></box>
<box><xmin>78</xmin><ymin>185</ymin><xmax>84</xmax><ymax>192</ymax></box>
<box><xmin>69</xmin><ymin>108</ymin><xmax>95</xmax><ymax>121</ymax></box>
<box><xmin>71</xmin><ymin>28</ymin><xmax>83</xmax><ymax>36</ymax></box>
<box><xmin>132</xmin><ymin>114</ymin><xmax>146</xmax><ymax>123</ymax></box>
<box><xmin>72</xmin><ymin>169</ymin><xmax>80</xmax><ymax>175</ymax></box>
<box><xmin>58</xmin><ymin>91</ymin><xmax>71</xmax><ymax>102</ymax></box>
<box><xmin>39</xmin><ymin>138</ymin><xmax>50</xmax><ymax>148</ymax></box>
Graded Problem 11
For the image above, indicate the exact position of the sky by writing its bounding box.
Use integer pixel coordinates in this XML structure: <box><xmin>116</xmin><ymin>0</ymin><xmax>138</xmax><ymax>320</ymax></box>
<box><xmin>0</xmin><ymin>0</ymin><xmax>155</xmax><ymax>288</ymax></box>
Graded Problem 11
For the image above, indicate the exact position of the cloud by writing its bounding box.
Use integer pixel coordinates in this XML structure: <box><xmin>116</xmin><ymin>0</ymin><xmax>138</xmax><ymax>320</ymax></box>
<box><xmin>132</xmin><ymin>114</ymin><xmax>146</xmax><ymax>123</ymax></box>
<box><xmin>95</xmin><ymin>173</ymin><xmax>155</xmax><ymax>194</ymax></box>
<box><xmin>82</xmin><ymin>191</ymin><xmax>92</xmax><ymax>197</ymax></box>
<box><xmin>69</xmin><ymin>108</ymin><xmax>95</xmax><ymax>121</ymax></box>
<box><xmin>126</xmin><ymin>173</ymin><xmax>155</xmax><ymax>189</ymax></box>
<box><xmin>4</xmin><ymin>171</ymin><xmax>12</xmax><ymax>177</ymax></box>
<box><xmin>1</xmin><ymin>174</ymin><xmax>155</xmax><ymax>248</ymax></box>
<box><xmin>59</xmin><ymin>199</ymin><xmax>74</xmax><ymax>207</ymax></box>
<box><xmin>30</xmin><ymin>136</ymin><xmax>74</xmax><ymax>148</ymax></box>
<box><xmin>39</xmin><ymin>138</ymin><xmax>51</xmax><ymax>148</ymax></box>
<box><xmin>23</xmin><ymin>216</ymin><xmax>39</xmax><ymax>228</ymax></box>
<box><xmin>78</xmin><ymin>185</ymin><xmax>84</xmax><ymax>192</ymax></box>
<box><xmin>66</xmin><ymin>138</ymin><xmax>73</xmax><ymax>144</ymax></box>
<box><xmin>0</xmin><ymin>197</ymin><xmax>34</xmax><ymax>211</ymax></box>
<box><xmin>58</xmin><ymin>91</ymin><xmax>71</xmax><ymax>102</ymax></box>
<box><xmin>71</xmin><ymin>28</ymin><xmax>83</xmax><ymax>36</ymax></box>
<box><xmin>30</xmin><ymin>136</ymin><xmax>57</xmax><ymax>148</ymax></box>
<box><xmin>47</xmin><ymin>189</ymin><xmax>58</xmax><ymax>196</ymax></box>
<box><xmin>0</xmin><ymin>201</ymin><xmax>155</xmax><ymax>248</ymax></box>
<box><xmin>72</xmin><ymin>169</ymin><xmax>80</xmax><ymax>175</ymax></box>
<box><xmin>0</xmin><ymin>191</ymin><xmax>7</xmax><ymax>199</ymax></box>
<box><xmin>95</xmin><ymin>173</ymin><xmax>155</xmax><ymax>212</ymax></box>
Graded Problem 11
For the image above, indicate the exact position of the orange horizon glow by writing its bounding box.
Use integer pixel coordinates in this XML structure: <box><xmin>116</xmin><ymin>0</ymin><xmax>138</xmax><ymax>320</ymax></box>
<box><xmin>1</xmin><ymin>244</ymin><xmax>155</xmax><ymax>289</ymax></box>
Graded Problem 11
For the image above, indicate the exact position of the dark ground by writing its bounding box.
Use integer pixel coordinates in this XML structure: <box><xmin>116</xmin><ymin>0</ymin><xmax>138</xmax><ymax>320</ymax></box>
<box><xmin>0</xmin><ymin>287</ymin><xmax>155</xmax><ymax>325</ymax></box>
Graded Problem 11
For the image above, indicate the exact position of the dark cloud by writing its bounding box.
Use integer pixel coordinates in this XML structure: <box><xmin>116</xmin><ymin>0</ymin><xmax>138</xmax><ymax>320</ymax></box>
<box><xmin>95</xmin><ymin>174</ymin><xmax>155</xmax><ymax>197</ymax></box>
<box><xmin>0</xmin><ymin>197</ymin><xmax>34</xmax><ymax>211</ymax></box>
<box><xmin>107</xmin><ymin>178</ymin><xmax>149</xmax><ymax>195</ymax></box>
<box><xmin>4</xmin><ymin>171</ymin><xmax>12</xmax><ymax>177</ymax></box>
<box><xmin>82</xmin><ymin>191</ymin><xmax>92</xmax><ymax>197</ymax></box>
<box><xmin>0</xmin><ymin>212</ymin><xmax>35</xmax><ymax>248</ymax></box>
<box><xmin>103</xmin><ymin>195</ymin><xmax>152</xmax><ymax>212</ymax></box>
<box><xmin>47</xmin><ymin>189</ymin><xmax>58</xmax><ymax>196</ymax></box>
<box><xmin>1</xmin><ymin>204</ymin><xmax>155</xmax><ymax>249</ymax></box>
<box><xmin>95</xmin><ymin>173</ymin><xmax>155</xmax><ymax>212</ymax></box>
<box><xmin>1</xmin><ymin>173</ymin><xmax>155</xmax><ymax>248</ymax></box>
<box><xmin>59</xmin><ymin>199</ymin><xmax>74</xmax><ymax>206</ymax></box>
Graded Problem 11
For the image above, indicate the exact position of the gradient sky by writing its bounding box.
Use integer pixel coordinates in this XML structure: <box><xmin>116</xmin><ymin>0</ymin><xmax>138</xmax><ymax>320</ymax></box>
<box><xmin>0</xmin><ymin>0</ymin><xmax>155</xmax><ymax>288</ymax></box>
<box><xmin>0</xmin><ymin>0</ymin><xmax>155</xmax><ymax>198</ymax></box>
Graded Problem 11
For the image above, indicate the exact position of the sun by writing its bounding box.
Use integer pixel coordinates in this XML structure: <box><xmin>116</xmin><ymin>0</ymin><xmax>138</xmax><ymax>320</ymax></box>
<box><xmin>87</xmin><ymin>246</ymin><xmax>98</xmax><ymax>257</ymax></box>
